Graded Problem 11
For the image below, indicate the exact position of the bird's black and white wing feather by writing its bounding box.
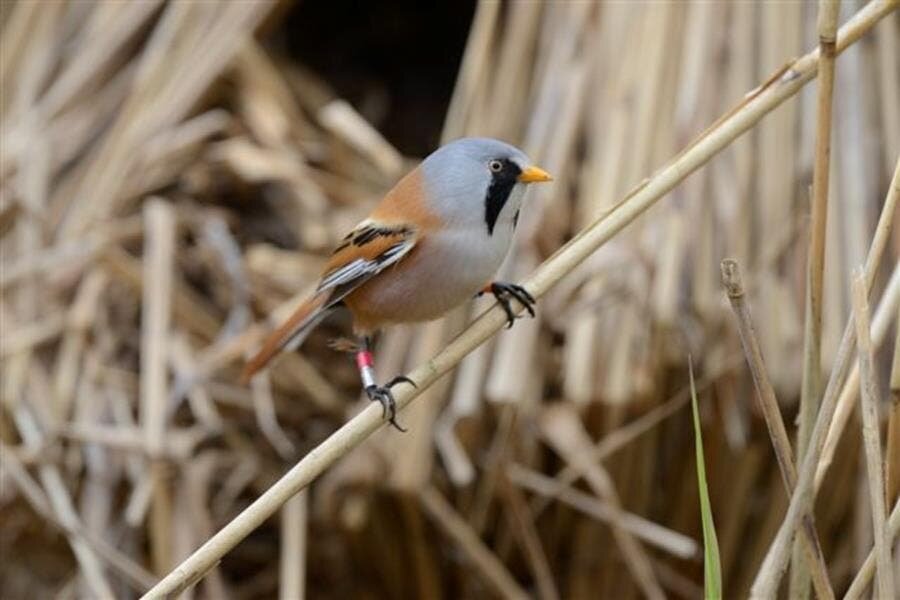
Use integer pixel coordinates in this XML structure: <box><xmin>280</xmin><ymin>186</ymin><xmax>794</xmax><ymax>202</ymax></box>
<box><xmin>241</xmin><ymin>222</ymin><xmax>418</xmax><ymax>381</ymax></box>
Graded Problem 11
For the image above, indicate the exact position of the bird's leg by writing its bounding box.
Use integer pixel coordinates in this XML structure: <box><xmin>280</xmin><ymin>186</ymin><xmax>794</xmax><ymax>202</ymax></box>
<box><xmin>355</xmin><ymin>336</ymin><xmax>412</xmax><ymax>432</ymax></box>
<box><xmin>477</xmin><ymin>281</ymin><xmax>537</xmax><ymax>328</ymax></box>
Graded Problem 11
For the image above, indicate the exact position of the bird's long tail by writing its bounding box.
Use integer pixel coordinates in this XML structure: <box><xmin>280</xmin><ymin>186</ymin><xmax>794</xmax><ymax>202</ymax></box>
<box><xmin>240</xmin><ymin>293</ymin><xmax>335</xmax><ymax>384</ymax></box>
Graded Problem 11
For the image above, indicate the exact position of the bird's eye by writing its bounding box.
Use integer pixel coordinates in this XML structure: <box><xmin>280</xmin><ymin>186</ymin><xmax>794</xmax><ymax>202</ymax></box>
<box><xmin>488</xmin><ymin>159</ymin><xmax>504</xmax><ymax>173</ymax></box>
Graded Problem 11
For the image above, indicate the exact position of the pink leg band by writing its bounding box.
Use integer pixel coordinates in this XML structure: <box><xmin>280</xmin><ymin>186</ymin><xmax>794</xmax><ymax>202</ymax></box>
<box><xmin>356</xmin><ymin>350</ymin><xmax>374</xmax><ymax>370</ymax></box>
<box><xmin>356</xmin><ymin>350</ymin><xmax>377</xmax><ymax>388</ymax></box>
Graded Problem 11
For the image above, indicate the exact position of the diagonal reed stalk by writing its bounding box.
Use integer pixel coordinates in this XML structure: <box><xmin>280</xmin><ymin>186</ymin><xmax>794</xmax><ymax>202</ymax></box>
<box><xmin>141</xmin><ymin>2</ymin><xmax>899</xmax><ymax>597</ymax></box>
<box><xmin>850</xmin><ymin>270</ymin><xmax>895</xmax><ymax>600</ymax></box>
<box><xmin>843</xmin><ymin>498</ymin><xmax>900</xmax><ymax>600</ymax></box>
<box><xmin>792</xmin><ymin>0</ymin><xmax>839</xmax><ymax>595</ymax></box>
<box><xmin>751</xmin><ymin>152</ymin><xmax>900</xmax><ymax>598</ymax></box>
<box><xmin>720</xmin><ymin>260</ymin><xmax>833</xmax><ymax>600</ymax></box>
<box><xmin>815</xmin><ymin>157</ymin><xmax>900</xmax><ymax>488</ymax></box>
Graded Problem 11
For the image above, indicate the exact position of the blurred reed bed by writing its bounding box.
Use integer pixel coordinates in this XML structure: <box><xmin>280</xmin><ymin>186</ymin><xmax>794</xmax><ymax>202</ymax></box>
<box><xmin>1</xmin><ymin>1</ymin><xmax>898</xmax><ymax>599</ymax></box>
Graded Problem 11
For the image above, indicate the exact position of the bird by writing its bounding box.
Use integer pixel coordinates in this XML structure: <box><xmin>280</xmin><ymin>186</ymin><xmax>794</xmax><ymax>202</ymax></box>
<box><xmin>241</xmin><ymin>137</ymin><xmax>552</xmax><ymax>429</ymax></box>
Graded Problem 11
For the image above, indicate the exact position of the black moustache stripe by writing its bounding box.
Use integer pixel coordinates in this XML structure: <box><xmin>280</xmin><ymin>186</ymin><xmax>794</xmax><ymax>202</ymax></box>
<box><xmin>484</xmin><ymin>159</ymin><xmax>521</xmax><ymax>235</ymax></box>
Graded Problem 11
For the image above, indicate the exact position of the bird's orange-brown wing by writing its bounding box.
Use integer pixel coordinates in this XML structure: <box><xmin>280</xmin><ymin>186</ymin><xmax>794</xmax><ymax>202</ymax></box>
<box><xmin>241</xmin><ymin>222</ymin><xmax>418</xmax><ymax>382</ymax></box>
<box><xmin>319</xmin><ymin>222</ymin><xmax>417</xmax><ymax>291</ymax></box>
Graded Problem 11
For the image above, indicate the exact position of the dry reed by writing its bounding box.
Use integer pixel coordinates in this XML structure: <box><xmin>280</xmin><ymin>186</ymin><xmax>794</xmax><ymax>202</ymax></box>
<box><xmin>792</xmin><ymin>0</ymin><xmax>839</xmax><ymax>593</ymax></box>
<box><xmin>2</xmin><ymin>1</ymin><xmax>899</xmax><ymax>599</ymax></box>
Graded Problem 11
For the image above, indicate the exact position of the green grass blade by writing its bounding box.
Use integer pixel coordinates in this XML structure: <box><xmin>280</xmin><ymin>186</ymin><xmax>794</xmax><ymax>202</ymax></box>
<box><xmin>690</xmin><ymin>357</ymin><xmax>723</xmax><ymax>599</ymax></box>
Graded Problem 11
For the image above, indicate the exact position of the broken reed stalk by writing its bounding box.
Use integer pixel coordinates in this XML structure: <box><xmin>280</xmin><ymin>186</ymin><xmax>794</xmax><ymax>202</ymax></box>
<box><xmin>141</xmin><ymin>3</ymin><xmax>898</xmax><ymax>597</ymax></box>
<box><xmin>849</xmin><ymin>270</ymin><xmax>894</xmax><ymax>600</ymax></box>
<box><xmin>719</xmin><ymin>259</ymin><xmax>833</xmax><ymax>600</ymax></box>
<box><xmin>792</xmin><ymin>0</ymin><xmax>838</xmax><ymax>594</ymax></box>
<box><xmin>751</xmin><ymin>150</ymin><xmax>900</xmax><ymax>597</ymax></box>
<box><xmin>719</xmin><ymin>260</ymin><xmax>795</xmax><ymax>487</ymax></box>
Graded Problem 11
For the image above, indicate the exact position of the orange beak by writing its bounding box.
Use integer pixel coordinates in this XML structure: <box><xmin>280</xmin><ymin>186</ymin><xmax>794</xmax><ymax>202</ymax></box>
<box><xmin>517</xmin><ymin>165</ymin><xmax>553</xmax><ymax>184</ymax></box>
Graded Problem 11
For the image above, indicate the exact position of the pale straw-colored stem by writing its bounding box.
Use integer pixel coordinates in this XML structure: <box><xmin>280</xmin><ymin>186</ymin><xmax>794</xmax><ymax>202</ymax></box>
<box><xmin>850</xmin><ymin>270</ymin><xmax>894</xmax><ymax>600</ymax></box>
<box><xmin>278</xmin><ymin>491</ymin><xmax>307</xmax><ymax>600</ymax></box>
<box><xmin>816</xmin><ymin>157</ymin><xmax>900</xmax><ymax>488</ymax></box>
<box><xmin>843</xmin><ymin>499</ymin><xmax>900</xmax><ymax>600</ymax></box>
<box><xmin>752</xmin><ymin>150</ymin><xmax>900</xmax><ymax>598</ymax></box>
<box><xmin>792</xmin><ymin>0</ymin><xmax>838</xmax><ymax>593</ymax></box>
<box><xmin>141</xmin><ymin>200</ymin><xmax>176</xmax><ymax>575</ymax></box>
<box><xmin>142</xmin><ymin>3</ymin><xmax>898</xmax><ymax>597</ymax></box>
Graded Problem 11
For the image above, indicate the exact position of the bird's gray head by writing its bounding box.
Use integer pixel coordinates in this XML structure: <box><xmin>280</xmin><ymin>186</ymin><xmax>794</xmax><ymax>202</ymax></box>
<box><xmin>419</xmin><ymin>137</ymin><xmax>552</xmax><ymax>235</ymax></box>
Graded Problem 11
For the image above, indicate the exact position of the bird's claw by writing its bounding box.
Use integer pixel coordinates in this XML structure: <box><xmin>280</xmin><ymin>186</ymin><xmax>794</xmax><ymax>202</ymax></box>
<box><xmin>487</xmin><ymin>282</ymin><xmax>536</xmax><ymax>328</ymax></box>
<box><xmin>386</xmin><ymin>375</ymin><xmax>417</xmax><ymax>389</ymax></box>
<box><xmin>365</xmin><ymin>385</ymin><xmax>407</xmax><ymax>432</ymax></box>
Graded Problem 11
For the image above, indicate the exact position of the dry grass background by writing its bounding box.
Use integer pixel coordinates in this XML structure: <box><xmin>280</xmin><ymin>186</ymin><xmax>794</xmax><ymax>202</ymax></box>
<box><xmin>1</xmin><ymin>1</ymin><xmax>898</xmax><ymax>599</ymax></box>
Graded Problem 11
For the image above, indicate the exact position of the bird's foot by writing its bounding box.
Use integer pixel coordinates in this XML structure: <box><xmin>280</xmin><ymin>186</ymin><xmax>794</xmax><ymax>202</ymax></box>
<box><xmin>356</xmin><ymin>344</ymin><xmax>413</xmax><ymax>431</ymax></box>
<box><xmin>365</xmin><ymin>384</ymin><xmax>407</xmax><ymax>432</ymax></box>
<box><xmin>480</xmin><ymin>282</ymin><xmax>536</xmax><ymax>328</ymax></box>
<box><xmin>385</xmin><ymin>375</ymin><xmax>417</xmax><ymax>389</ymax></box>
